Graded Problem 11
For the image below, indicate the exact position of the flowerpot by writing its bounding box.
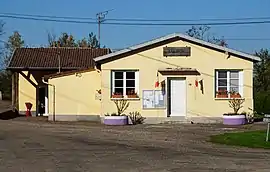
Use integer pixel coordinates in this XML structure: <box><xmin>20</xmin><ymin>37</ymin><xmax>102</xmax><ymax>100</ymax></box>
<box><xmin>230</xmin><ymin>94</ymin><xmax>241</xmax><ymax>98</ymax></box>
<box><xmin>127</xmin><ymin>95</ymin><xmax>138</xmax><ymax>98</ymax></box>
<box><xmin>112</xmin><ymin>95</ymin><xmax>123</xmax><ymax>98</ymax></box>
<box><xmin>216</xmin><ymin>94</ymin><xmax>228</xmax><ymax>98</ymax></box>
<box><xmin>104</xmin><ymin>116</ymin><xmax>128</xmax><ymax>126</ymax></box>
<box><xmin>223</xmin><ymin>114</ymin><xmax>246</xmax><ymax>125</ymax></box>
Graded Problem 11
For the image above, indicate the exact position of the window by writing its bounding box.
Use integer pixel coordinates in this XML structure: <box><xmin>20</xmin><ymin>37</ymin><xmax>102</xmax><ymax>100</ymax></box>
<box><xmin>215</xmin><ymin>70</ymin><xmax>243</xmax><ymax>98</ymax></box>
<box><xmin>112</xmin><ymin>70</ymin><xmax>139</xmax><ymax>97</ymax></box>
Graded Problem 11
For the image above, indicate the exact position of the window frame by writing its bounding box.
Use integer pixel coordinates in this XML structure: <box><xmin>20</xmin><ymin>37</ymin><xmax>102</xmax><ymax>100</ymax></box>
<box><xmin>215</xmin><ymin>70</ymin><xmax>243</xmax><ymax>98</ymax></box>
<box><xmin>111</xmin><ymin>70</ymin><xmax>139</xmax><ymax>97</ymax></box>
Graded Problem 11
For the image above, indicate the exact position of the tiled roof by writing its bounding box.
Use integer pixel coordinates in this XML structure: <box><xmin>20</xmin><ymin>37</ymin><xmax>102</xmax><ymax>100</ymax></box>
<box><xmin>8</xmin><ymin>47</ymin><xmax>110</xmax><ymax>70</ymax></box>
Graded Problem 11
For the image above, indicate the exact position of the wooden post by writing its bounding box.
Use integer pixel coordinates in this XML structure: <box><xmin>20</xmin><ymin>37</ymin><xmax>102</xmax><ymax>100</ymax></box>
<box><xmin>11</xmin><ymin>72</ymin><xmax>15</xmax><ymax>109</ymax></box>
<box><xmin>11</xmin><ymin>72</ymin><xmax>19</xmax><ymax>111</ymax></box>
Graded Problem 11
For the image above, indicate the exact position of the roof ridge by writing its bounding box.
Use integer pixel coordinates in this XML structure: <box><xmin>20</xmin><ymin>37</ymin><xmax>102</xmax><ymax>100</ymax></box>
<box><xmin>19</xmin><ymin>47</ymin><xmax>109</xmax><ymax>50</ymax></box>
<box><xmin>95</xmin><ymin>32</ymin><xmax>260</xmax><ymax>62</ymax></box>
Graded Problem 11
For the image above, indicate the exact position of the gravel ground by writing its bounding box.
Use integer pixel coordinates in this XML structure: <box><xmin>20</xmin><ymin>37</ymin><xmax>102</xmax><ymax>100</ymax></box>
<box><xmin>0</xmin><ymin>118</ymin><xmax>269</xmax><ymax>172</ymax></box>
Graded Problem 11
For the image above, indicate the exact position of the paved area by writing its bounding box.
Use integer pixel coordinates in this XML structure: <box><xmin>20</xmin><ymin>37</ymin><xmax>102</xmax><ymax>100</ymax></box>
<box><xmin>0</xmin><ymin>119</ymin><xmax>270</xmax><ymax>172</ymax></box>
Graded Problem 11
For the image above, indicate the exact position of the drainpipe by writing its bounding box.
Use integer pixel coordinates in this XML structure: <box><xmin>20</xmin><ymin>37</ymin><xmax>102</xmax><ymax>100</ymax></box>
<box><xmin>42</xmin><ymin>77</ymin><xmax>56</xmax><ymax>122</ymax></box>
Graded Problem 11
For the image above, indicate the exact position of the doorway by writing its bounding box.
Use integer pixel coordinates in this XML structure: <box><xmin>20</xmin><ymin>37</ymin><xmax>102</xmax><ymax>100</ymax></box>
<box><xmin>37</xmin><ymin>86</ymin><xmax>48</xmax><ymax>116</ymax></box>
<box><xmin>167</xmin><ymin>78</ymin><xmax>186</xmax><ymax>117</ymax></box>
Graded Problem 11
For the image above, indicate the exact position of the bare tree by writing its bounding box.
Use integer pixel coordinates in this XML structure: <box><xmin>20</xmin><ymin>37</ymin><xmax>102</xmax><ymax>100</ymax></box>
<box><xmin>186</xmin><ymin>25</ymin><xmax>228</xmax><ymax>47</ymax></box>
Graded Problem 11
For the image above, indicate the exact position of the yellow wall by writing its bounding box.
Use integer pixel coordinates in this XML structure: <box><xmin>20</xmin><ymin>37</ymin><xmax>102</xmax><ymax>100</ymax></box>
<box><xmin>101</xmin><ymin>40</ymin><xmax>254</xmax><ymax>119</ymax></box>
<box><xmin>48</xmin><ymin>70</ymin><xmax>101</xmax><ymax>116</ymax></box>
<box><xmin>18</xmin><ymin>71</ymin><xmax>37</xmax><ymax>112</ymax></box>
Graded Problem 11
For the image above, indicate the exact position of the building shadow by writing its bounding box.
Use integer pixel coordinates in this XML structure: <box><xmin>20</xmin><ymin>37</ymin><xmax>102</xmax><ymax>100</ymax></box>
<box><xmin>0</xmin><ymin>108</ymin><xmax>21</xmax><ymax>120</ymax></box>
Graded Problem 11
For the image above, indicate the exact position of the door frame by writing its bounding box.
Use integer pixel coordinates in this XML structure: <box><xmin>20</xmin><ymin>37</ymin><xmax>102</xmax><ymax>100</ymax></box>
<box><xmin>36</xmin><ymin>85</ymin><xmax>48</xmax><ymax>116</ymax></box>
<box><xmin>167</xmin><ymin>77</ymin><xmax>187</xmax><ymax>117</ymax></box>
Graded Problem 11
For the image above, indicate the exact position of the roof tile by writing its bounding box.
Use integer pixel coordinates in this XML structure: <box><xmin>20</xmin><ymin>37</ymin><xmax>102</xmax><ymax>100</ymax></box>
<box><xmin>8</xmin><ymin>47</ymin><xmax>110</xmax><ymax>70</ymax></box>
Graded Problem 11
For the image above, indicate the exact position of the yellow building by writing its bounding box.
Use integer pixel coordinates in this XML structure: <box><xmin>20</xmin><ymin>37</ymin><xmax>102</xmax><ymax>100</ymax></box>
<box><xmin>7</xmin><ymin>48</ymin><xmax>110</xmax><ymax>116</ymax></box>
<box><xmin>10</xmin><ymin>33</ymin><xmax>261</xmax><ymax>123</ymax></box>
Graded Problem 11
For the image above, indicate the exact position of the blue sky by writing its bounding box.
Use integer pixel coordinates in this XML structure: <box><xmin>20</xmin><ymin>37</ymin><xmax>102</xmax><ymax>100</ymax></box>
<box><xmin>0</xmin><ymin>0</ymin><xmax>270</xmax><ymax>53</ymax></box>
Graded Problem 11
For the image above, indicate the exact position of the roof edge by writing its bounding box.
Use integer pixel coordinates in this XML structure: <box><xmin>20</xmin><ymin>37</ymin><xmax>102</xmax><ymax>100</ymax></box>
<box><xmin>94</xmin><ymin>33</ymin><xmax>261</xmax><ymax>63</ymax></box>
<box><xmin>44</xmin><ymin>68</ymin><xmax>97</xmax><ymax>79</ymax></box>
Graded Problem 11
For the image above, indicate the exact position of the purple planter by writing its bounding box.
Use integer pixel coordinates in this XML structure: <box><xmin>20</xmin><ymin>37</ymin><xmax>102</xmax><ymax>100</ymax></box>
<box><xmin>104</xmin><ymin>116</ymin><xmax>128</xmax><ymax>126</ymax></box>
<box><xmin>223</xmin><ymin>115</ymin><xmax>246</xmax><ymax>125</ymax></box>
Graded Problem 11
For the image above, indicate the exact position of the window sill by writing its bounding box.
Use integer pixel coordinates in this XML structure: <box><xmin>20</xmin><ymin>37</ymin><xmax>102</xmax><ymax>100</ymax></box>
<box><xmin>215</xmin><ymin>97</ymin><xmax>245</xmax><ymax>100</ymax></box>
<box><xmin>111</xmin><ymin>97</ymin><xmax>140</xmax><ymax>101</ymax></box>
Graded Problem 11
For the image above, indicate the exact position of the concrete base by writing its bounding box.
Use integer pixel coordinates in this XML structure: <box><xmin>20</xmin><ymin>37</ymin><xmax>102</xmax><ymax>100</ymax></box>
<box><xmin>48</xmin><ymin>114</ymin><xmax>101</xmax><ymax>122</ymax></box>
<box><xmin>144</xmin><ymin>116</ymin><xmax>222</xmax><ymax>124</ymax></box>
<box><xmin>47</xmin><ymin>114</ymin><xmax>223</xmax><ymax>124</ymax></box>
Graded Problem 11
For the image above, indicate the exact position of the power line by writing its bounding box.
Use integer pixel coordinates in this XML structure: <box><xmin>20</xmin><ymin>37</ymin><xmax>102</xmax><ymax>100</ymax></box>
<box><xmin>0</xmin><ymin>12</ymin><xmax>96</xmax><ymax>20</ymax></box>
<box><xmin>0</xmin><ymin>15</ymin><xmax>97</xmax><ymax>24</ymax></box>
<box><xmin>106</xmin><ymin>17</ymin><xmax>270</xmax><ymax>22</ymax></box>
<box><xmin>1</xmin><ymin>12</ymin><xmax>270</xmax><ymax>22</ymax></box>
<box><xmin>1</xmin><ymin>15</ymin><xmax>270</xmax><ymax>26</ymax></box>
<box><xmin>225</xmin><ymin>38</ymin><xmax>270</xmax><ymax>41</ymax></box>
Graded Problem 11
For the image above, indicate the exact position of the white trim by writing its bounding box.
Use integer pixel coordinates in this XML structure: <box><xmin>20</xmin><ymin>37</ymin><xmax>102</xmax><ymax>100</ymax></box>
<box><xmin>112</xmin><ymin>71</ymin><xmax>115</xmax><ymax>93</ymax></box>
<box><xmin>216</xmin><ymin>70</ymin><xmax>242</xmax><ymax>97</ymax></box>
<box><xmin>123</xmin><ymin>72</ymin><xmax>127</xmax><ymax>95</ymax></box>
<box><xmin>215</xmin><ymin>70</ymin><xmax>218</xmax><ymax>93</ymax></box>
<box><xmin>104</xmin><ymin>116</ymin><xmax>128</xmax><ymax>120</ymax></box>
<box><xmin>226</xmin><ymin>71</ymin><xmax>230</xmax><ymax>92</ymax></box>
<box><xmin>170</xmin><ymin>79</ymin><xmax>186</xmax><ymax>117</ymax></box>
<box><xmin>223</xmin><ymin>115</ymin><xmax>246</xmax><ymax>119</ymax></box>
<box><xmin>44</xmin><ymin>86</ymin><xmax>49</xmax><ymax>116</ymax></box>
<box><xmin>111</xmin><ymin>70</ymin><xmax>139</xmax><ymax>96</ymax></box>
<box><xmin>94</xmin><ymin>33</ymin><xmax>260</xmax><ymax>62</ymax></box>
<box><xmin>239</xmin><ymin>71</ymin><xmax>244</xmax><ymax>96</ymax></box>
<box><xmin>135</xmin><ymin>71</ymin><xmax>139</xmax><ymax>94</ymax></box>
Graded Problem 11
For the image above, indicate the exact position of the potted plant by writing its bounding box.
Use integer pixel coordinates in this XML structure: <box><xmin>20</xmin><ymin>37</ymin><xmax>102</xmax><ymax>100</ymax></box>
<box><xmin>103</xmin><ymin>99</ymin><xmax>130</xmax><ymax>125</ymax></box>
<box><xmin>229</xmin><ymin>90</ymin><xmax>241</xmax><ymax>98</ymax></box>
<box><xmin>216</xmin><ymin>90</ymin><xmax>228</xmax><ymax>98</ymax></box>
<box><xmin>112</xmin><ymin>92</ymin><xmax>123</xmax><ymax>98</ymax></box>
<box><xmin>127</xmin><ymin>90</ymin><xmax>139</xmax><ymax>98</ymax></box>
<box><xmin>223</xmin><ymin>98</ymin><xmax>246</xmax><ymax>125</ymax></box>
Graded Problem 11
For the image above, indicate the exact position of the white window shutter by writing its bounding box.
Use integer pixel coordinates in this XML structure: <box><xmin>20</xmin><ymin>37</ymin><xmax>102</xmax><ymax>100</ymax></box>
<box><xmin>239</xmin><ymin>71</ymin><xmax>244</xmax><ymax>96</ymax></box>
<box><xmin>135</xmin><ymin>71</ymin><xmax>139</xmax><ymax>95</ymax></box>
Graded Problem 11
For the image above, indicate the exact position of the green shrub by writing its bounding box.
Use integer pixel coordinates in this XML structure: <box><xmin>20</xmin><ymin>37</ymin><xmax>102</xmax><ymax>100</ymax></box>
<box><xmin>128</xmin><ymin>111</ymin><xmax>145</xmax><ymax>124</ymax></box>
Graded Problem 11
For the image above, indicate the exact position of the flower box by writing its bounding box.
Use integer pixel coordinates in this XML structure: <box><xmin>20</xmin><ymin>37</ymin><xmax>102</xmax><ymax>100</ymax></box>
<box><xmin>223</xmin><ymin>114</ymin><xmax>246</xmax><ymax>125</ymax></box>
<box><xmin>230</xmin><ymin>94</ymin><xmax>241</xmax><ymax>98</ymax></box>
<box><xmin>216</xmin><ymin>94</ymin><xmax>228</xmax><ymax>98</ymax></box>
<box><xmin>127</xmin><ymin>94</ymin><xmax>138</xmax><ymax>98</ymax></box>
<box><xmin>216</xmin><ymin>90</ymin><xmax>228</xmax><ymax>98</ymax></box>
<box><xmin>104</xmin><ymin>116</ymin><xmax>128</xmax><ymax>125</ymax></box>
<box><xmin>112</xmin><ymin>94</ymin><xmax>123</xmax><ymax>98</ymax></box>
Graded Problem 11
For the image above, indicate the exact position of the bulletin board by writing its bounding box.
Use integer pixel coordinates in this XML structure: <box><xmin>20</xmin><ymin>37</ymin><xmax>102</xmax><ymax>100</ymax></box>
<box><xmin>142</xmin><ymin>90</ymin><xmax>165</xmax><ymax>109</ymax></box>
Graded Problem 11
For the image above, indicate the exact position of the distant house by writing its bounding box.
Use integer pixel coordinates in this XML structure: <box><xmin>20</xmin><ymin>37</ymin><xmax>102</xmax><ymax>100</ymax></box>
<box><xmin>9</xmin><ymin>33</ymin><xmax>260</xmax><ymax>123</ymax></box>
<box><xmin>7</xmin><ymin>48</ymin><xmax>111</xmax><ymax>116</ymax></box>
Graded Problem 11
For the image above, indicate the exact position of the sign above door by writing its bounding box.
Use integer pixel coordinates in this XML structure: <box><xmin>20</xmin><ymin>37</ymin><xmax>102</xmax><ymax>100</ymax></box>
<box><xmin>163</xmin><ymin>47</ymin><xmax>191</xmax><ymax>57</ymax></box>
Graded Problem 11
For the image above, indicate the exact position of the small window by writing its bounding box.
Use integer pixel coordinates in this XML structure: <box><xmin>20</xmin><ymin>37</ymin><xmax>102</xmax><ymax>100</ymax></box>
<box><xmin>112</xmin><ymin>70</ymin><xmax>139</xmax><ymax>97</ymax></box>
<box><xmin>215</xmin><ymin>70</ymin><xmax>243</xmax><ymax>98</ymax></box>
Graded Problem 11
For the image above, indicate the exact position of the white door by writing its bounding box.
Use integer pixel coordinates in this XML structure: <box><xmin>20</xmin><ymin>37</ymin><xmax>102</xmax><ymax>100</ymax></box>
<box><xmin>170</xmin><ymin>79</ymin><xmax>186</xmax><ymax>116</ymax></box>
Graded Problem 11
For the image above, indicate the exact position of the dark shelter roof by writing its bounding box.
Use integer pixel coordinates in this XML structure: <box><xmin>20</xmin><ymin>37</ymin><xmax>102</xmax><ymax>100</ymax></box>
<box><xmin>7</xmin><ymin>47</ymin><xmax>111</xmax><ymax>70</ymax></box>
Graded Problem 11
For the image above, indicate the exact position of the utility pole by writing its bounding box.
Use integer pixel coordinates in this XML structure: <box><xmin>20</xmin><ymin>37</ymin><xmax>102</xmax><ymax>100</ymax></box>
<box><xmin>96</xmin><ymin>9</ymin><xmax>113</xmax><ymax>47</ymax></box>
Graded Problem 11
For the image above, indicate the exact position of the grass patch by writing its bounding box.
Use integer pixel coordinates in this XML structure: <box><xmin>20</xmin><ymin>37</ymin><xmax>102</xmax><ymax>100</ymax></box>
<box><xmin>210</xmin><ymin>130</ymin><xmax>270</xmax><ymax>149</ymax></box>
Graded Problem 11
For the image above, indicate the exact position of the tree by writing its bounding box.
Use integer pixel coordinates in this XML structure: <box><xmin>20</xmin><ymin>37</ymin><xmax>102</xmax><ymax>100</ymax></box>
<box><xmin>253</xmin><ymin>49</ymin><xmax>270</xmax><ymax>114</ymax></box>
<box><xmin>0</xmin><ymin>31</ymin><xmax>24</xmax><ymax>100</ymax></box>
<box><xmin>4</xmin><ymin>31</ymin><xmax>24</xmax><ymax>67</ymax></box>
<box><xmin>49</xmin><ymin>32</ymin><xmax>100</xmax><ymax>48</ymax></box>
<box><xmin>186</xmin><ymin>25</ymin><xmax>227</xmax><ymax>47</ymax></box>
<box><xmin>0</xmin><ymin>21</ymin><xmax>5</xmax><ymax>62</ymax></box>
<box><xmin>49</xmin><ymin>32</ymin><xmax>77</xmax><ymax>47</ymax></box>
